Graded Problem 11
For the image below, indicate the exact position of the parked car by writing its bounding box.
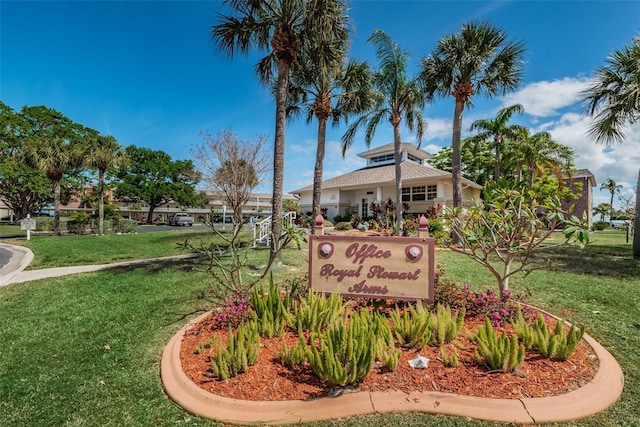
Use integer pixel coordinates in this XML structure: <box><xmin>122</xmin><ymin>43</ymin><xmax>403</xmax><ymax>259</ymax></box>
<box><xmin>168</xmin><ymin>213</ymin><xmax>194</xmax><ymax>226</ymax></box>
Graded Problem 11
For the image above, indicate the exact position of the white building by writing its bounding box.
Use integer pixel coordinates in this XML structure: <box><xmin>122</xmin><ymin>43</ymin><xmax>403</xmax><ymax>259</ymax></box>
<box><xmin>290</xmin><ymin>143</ymin><xmax>482</xmax><ymax>221</ymax></box>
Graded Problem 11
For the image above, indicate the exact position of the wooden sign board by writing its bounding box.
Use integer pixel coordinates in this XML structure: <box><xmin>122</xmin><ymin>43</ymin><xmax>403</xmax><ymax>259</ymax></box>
<box><xmin>309</xmin><ymin>235</ymin><xmax>435</xmax><ymax>302</ymax></box>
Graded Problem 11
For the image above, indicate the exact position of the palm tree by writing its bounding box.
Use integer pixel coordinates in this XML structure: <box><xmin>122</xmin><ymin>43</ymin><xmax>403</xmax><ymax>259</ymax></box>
<box><xmin>469</xmin><ymin>104</ymin><xmax>526</xmax><ymax>182</ymax></box>
<box><xmin>581</xmin><ymin>36</ymin><xmax>640</xmax><ymax>257</ymax></box>
<box><xmin>87</xmin><ymin>134</ymin><xmax>128</xmax><ymax>235</ymax></box>
<box><xmin>600</xmin><ymin>178</ymin><xmax>623</xmax><ymax>224</ymax></box>
<box><xmin>341</xmin><ymin>29</ymin><xmax>426</xmax><ymax>234</ymax></box>
<box><xmin>211</xmin><ymin>0</ymin><xmax>349</xmax><ymax>259</ymax></box>
<box><xmin>420</xmin><ymin>21</ymin><xmax>525</xmax><ymax>210</ymax></box>
<box><xmin>593</xmin><ymin>203</ymin><xmax>611</xmax><ymax>223</ymax></box>
<box><xmin>288</xmin><ymin>33</ymin><xmax>372</xmax><ymax>233</ymax></box>
<box><xmin>515</xmin><ymin>129</ymin><xmax>574</xmax><ymax>189</ymax></box>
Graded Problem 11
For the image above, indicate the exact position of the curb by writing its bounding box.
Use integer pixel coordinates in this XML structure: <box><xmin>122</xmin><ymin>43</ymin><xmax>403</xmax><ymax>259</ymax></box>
<box><xmin>0</xmin><ymin>243</ymin><xmax>34</xmax><ymax>287</ymax></box>
<box><xmin>160</xmin><ymin>312</ymin><xmax>624</xmax><ymax>425</ymax></box>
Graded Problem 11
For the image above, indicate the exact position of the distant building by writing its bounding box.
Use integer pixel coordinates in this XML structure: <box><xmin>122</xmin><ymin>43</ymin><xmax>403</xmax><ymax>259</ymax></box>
<box><xmin>561</xmin><ymin>169</ymin><xmax>597</xmax><ymax>228</ymax></box>
<box><xmin>290</xmin><ymin>142</ymin><xmax>482</xmax><ymax>221</ymax></box>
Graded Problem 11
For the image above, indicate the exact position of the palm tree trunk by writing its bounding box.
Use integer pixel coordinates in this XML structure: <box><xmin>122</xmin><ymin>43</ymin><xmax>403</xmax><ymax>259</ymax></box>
<box><xmin>633</xmin><ymin>169</ymin><xmax>640</xmax><ymax>259</ymax></box>
<box><xmin>451</xmin><ymin>99</ymin><xmax>464</xmax><ymax>209</ymax></box>
<box><xmin>53</xmin><ymin>179</ymin><xmax>61</xmax><ymax>236</ymax></box>
<box><xmin>98</xmin><ymin>168</ymin><xmax>105</xmax><ymax>235</ymax></box>
<box><xmin>311</xmin><ymin>116</ymin><xmax>328</xmax><ymax>235</ymax></box>
<box><xmin>270</xmin><ymin>59</ymin><xmax>291</xmax><ymax>263</ymax></box>
<box><xmin>393</xmin><ymin>125</ymin><xmax>403</xmax><ymax>235</ymax></box>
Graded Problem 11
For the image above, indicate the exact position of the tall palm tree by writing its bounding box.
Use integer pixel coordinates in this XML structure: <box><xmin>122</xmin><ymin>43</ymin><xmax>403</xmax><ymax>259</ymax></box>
<box><xmin>87</xmin><ymin>134</ymin><xmax>128</xmax><ymax>235</ymax></box>
<box><xmin>341</xmin><ymin>29</ymin><xmax>426</xmax><ymax>234</ymax></box>
<box><xmin>469</xmin><ymin>103</ymin><xmax>526</xmax><ymax>182</ymax></box>
<box><xmin>420</xmin><ymin>21</ymin><xmax>525</xmax><ymax>210</ymax></box>
<box><xmin>593</xmin><ymin>203</ymin><xmax>611</xmax><ymax>223</ymax></box>
<box><xmin>581</xmin><ymin>36</ymin><xmax>640</xmax><ymax>257</ymax></box>
<box><xmin>288</xmin><ymin>31</ymin><xmax>372</xmax><ymax>233</ymax></box>
<box><xmin>600</xmin><ymin>178</ymin><xmax>623</xmax><ymax>224</ymax></box>
<box><xmin>211</xmin><ymin>0</ymin><xmax>349</xmax><ymax>259</ymax></box>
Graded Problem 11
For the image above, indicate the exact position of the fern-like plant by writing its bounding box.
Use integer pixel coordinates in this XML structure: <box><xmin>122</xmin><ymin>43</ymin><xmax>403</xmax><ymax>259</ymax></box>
<box><xmin>390</xmin><ymin>303</ymin><xmax>433</xmax><ymax>349</ymax></box>
<box><xmin>471</xmin><ymin>317</ymin><xmax>525</xmax><ymax>373</ymax></box>
<box><xmin>210</xmin><ymin>320</ymin><xmax>260</xmax><ymax>380</ymax></box>
<box><xmin>372</xmin><ymin>311</ymin><xmax>401</xmax><ymax>371</ymax></box>
<box><xmin>277</xmin><ymin>333</ymin><xmax>308</xmax><ymax>368</ymax></box>
<box><xmin>525</xmin><ymin>314</ymin><xmax>585</xmax><ymax>360</ymax></box>
<box><xmin>293</xmin><ymin>291</ymin><xmax>345</xmax><ymax>333</ymax></box>
<box><xmin>249</xmin><ymin>277</ymin><xmax>294</xmax><ymax>338</ymax></box>
<box><xmin>440</xmin><ymin>346</ymin><xmax>460</xmax><ymax>368</ymax></box>
<box><xmin>304</xmin><ymin>310</ymin><xmax>376</xmax><ymax>386</ymax></box>
<box><xmin>429</xmin><ymin>304</ymin><xmax>466</xmax><ymax>345</ymax></box>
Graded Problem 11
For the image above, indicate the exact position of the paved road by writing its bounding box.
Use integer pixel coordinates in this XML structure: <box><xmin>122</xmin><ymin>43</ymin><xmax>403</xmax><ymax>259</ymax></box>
<box><xmin>0</xmin><ymin>247</ymin><xmax>11</xmax><ymax>269</ymax></box>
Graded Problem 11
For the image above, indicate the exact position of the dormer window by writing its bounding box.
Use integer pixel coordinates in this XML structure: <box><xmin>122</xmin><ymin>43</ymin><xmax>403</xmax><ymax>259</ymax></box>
<box><xmin>407</xmin><ymin>153</ymin><xmax>423</xmax><ymax>165</ymax></box>
<box><xmin>369</xmin><ymin>153</ymin><xmax>395</xmax><ymax>165</ymax></box>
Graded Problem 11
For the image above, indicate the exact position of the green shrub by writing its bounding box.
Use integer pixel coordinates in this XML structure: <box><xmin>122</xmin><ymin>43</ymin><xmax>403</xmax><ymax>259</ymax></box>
<box><xmin>90</xmin><ymin>219</ymin><xmax>113</xmax><ymax>234</ymax></box>
<box><xmin>511</xmin><ymin>306</ymin><xmax>585</xmax><ymax>360</ymax></box>
<box><xmin>429</xmin><ymin>304</ymin><xmax>466</xmax><ymax>345</ymax></box>
<box><xmin>440</xmin><ymin>346</ymin><xmax>459</xmax><ymax>368</ymax></box>
<box><xmin>304</xmin><ymin>310</ymin><xmax>377</xmax><ymax>386</ymax></box>
<box><xmin>35</xmin><ymin>217</ymin><xmax>53</xmax><ymax>231</ymax></box>
<box><xmin>277</xmin><ymin>336</ymin><xmax>307</xmax><ymax>368</ymax></box>
<box><xmin>210</xmin><ymin>321</ymin><xmax>260</xmax><ymax>380</ymax></box>
<box><xmin>470</xmin><ymin>317</ymin><xmax>525</xmax><ymax>372</ymax></box>
<box><xmin>334</xmin><ymin>221</ymin><xmax>352</xmax><ymax>231</ymax></box>
<box><xmin>592</xmin><ymin>221</ymin><xmax>609</xmax><ymax>231</ymax></box>
<box><xmin>372</xmin><ymin>312</ymin><xmax>401</xmax><ymax>371</ymax></box>
<box><xmin>390</xmin><ymin>303</ymin><xmax>433</xmax><ymax>349</ymax></box>
<box><xmin>294</xmin><ymin>291</ymin><xmax>345</xmax><ymax>333</ymax></box>
<box><xmin>113</xmin><ymin>218</ymin><xmax>138</xmax><ymax>234</ymax></box>
<box><xmin>249</xmin><ymin>279</ymin><xmax>294</xmax><ymax>338</ymax></box>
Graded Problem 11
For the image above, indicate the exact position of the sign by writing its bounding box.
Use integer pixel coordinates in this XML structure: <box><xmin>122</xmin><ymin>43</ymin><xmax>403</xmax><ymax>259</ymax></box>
<box><xmin>20</xmin><ymin>218</ymin><xmax>36</xmax><ymax>231</ymax></box>
<box><xmin>309</xmin><ymin>235</ymin><xmax>435</xmax><ymax>301</ymax></box>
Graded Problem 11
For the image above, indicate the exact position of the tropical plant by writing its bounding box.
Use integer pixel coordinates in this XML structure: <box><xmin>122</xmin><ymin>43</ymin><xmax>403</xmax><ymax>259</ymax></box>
<box><xmin>600</xmin><ymin>178</ymin><xmax>623</xmax><ymax>223</ymax></box>
<box><xmin>390</xmin><ymin>303</ymin><xmax>433</xmax><ymax>349</ymax></box>
<box><xmin>470</xmin><ymin>317</ymin><xmax>525</xmax><ymax>373</ymax></box>
<box><xmin>293</xmin><ymin>291</ymin><xmax>345</xmax><ymax>333</ymax></box>
<box><xmin>21</xmin><ymin>106</ymin><xmax>90</xmax><ymax>235</ymax></box>
<box><xmin>469</xmin><ymin>104</ymin><xmax>526</xmax><ymax>182</ymax></box>
<box><xmin>440</xmin><ymin>184</ymin><xmax>590</xmax><ymax>293</ymax></box>
<box><xmin>341</xmin><ymin>29</ymin><xmax>426</xmax><ymax>235</ymax></box>
<box><xmin>209</xmin><ymin>321</ymin><xmax>261</xmax><ymax>380</ymax></box>
<box><xmin>594</xmin><ymin>203</ymin><xmax>612</xmax><ymax>223</ymax></box>
<box><xmin>249</xmin><ymin>279</ymin><xmax>294</xmax><ymax>338</ymax></box>
<box><xmin>581</xmin><ymin>34</ymin><xmax>640</xmax><ymax>258</ymax></box>
<box><xmin>286</xmin><ymin>6</ymin><xmax>370</xmax><ymax>234</ymax></box>
<box><xmin>211</xmin><ymin>0</ymin><xmax>349</xmax><ymax>261</ymax></box>
<box><xmin>420</xmin><ymin>21</ymin><xmax>526</xmax><ymax>216</ymax></box>
<box><xmin>513</xmin><ymin>129</ymin><xmax>575</xmax><ymax>189</ymax></box>
<box><xmin>304</xmin><ymin>309</ymin><xmax>377</xmax><ymax>386</ymax></box>
<box><xmin>86</xmin><ymin>134</ymin><xmax>128</xmax><ymax>235</ymax></box>
<box><xmin>429</xmin><ymin>303</ymin><xmax>466</xmax><ymax>345</ymax></box>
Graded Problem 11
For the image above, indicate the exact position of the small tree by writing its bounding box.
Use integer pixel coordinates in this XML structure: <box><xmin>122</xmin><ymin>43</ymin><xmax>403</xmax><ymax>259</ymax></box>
<box><xmin>441</xmin><ymin>184</ymin><xmax>589</xmax><ymax>293</ymax></box>
<box><xmin>192</xmin><ymin>129</ymin><xmax>270</xmax><ymax>225</ymax></box>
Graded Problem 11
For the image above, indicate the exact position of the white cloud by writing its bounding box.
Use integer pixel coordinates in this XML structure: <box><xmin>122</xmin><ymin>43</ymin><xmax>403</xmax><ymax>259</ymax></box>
<box><xmin>502</xmin><ymin>77</ymin><xmax>590</xmax><ymax>117</ymax></box>
<box><xmin>423</xmin><ymin>117</ymin><xmax>453</xmax><ymax>141</ymax></box>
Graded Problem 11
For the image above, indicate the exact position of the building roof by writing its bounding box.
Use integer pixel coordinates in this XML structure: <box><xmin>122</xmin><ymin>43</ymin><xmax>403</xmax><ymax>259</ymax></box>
<box><xmin>566</xmin><ymin>169</ymin><xmax>597</xmax><ymax>187</ymax></box>
<box><xmin>290</xmin><ymin>161</ymin><xmax>482</xmax><ymax>194</ymax></box>
<box><xmin>357</xmin><ymin>142</ymin><xmax>432</xmax><ymax>160</ymax></box>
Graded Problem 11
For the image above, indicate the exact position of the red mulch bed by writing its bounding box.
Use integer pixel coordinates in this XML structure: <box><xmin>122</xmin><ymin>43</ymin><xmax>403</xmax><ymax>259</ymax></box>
<box><xmin>179</xmin><ymin>313</ymin><xmax>598</xmax><ymax>402</ymax></box>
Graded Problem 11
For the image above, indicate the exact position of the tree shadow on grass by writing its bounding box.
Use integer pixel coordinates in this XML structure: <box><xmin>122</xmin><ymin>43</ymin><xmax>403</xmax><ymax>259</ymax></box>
<box><xmin>106</xmin><ymin>256</ymin><xmax>208</xmax><ymax>276</ymax></box>
<box><xmin>531</xmin><ymin>244</ymin><xmax>640</xmax><ymax>279</ymax></box>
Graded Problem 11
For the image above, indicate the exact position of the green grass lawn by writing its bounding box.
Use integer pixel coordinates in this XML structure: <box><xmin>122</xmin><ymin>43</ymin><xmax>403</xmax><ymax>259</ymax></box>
<box><xmin>0</xmin><ymin>230</ymin><xmax>638</xmax><ymax>426</ymax></box>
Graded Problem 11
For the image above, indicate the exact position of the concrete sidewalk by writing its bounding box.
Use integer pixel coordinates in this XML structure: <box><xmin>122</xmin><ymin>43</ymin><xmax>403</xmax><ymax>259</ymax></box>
<box><xmin>0</xmin><ymin>242</ymin><xmax>200</xmax><ymax>286</ymax></box>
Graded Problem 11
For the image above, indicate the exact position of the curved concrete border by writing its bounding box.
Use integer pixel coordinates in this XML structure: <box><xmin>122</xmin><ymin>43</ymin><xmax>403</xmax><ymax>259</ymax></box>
<box><xmin>161</xmin><ymin>312</ymin><xmax>624</xmax><ymax>425</ymax></box>
<box><xmin>0</xmin><ymin>243</ymin><xmax>34</xmax><ymax>287</ymax></box>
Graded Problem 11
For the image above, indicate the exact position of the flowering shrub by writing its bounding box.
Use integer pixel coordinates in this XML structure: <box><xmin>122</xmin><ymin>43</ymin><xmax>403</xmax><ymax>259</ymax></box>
<box><xmin>214</xmin><ymin>289</ymin><xmax>251</xmax><ymax>327</ymax></box>
<box><xmin>463</xmin><ymin>287</ymin><xmax>533</xmax><ymax>327</ymax></box>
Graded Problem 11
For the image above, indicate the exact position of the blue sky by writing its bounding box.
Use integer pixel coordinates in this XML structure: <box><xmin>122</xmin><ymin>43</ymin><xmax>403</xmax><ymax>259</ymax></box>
<box><xmin>2</xmin><ymin>1</ymin><xmax>639</xmax><ymax>210</ymax></box>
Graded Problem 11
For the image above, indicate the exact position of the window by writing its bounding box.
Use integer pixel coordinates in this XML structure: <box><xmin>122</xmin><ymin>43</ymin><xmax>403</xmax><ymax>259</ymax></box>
<box><xmin>401</xmin><ymin>187</ymin><xmax>411</xmax><ymax>202</ymax></box>
<box><xmin>401</xmin><ymin>186</ymin><xmax>429</xmax><ymax>201</ymax></box>
<box><xmin>407</xmin><ymin>153</ymin><xmax>423</xmax><ymax>165</ymax></box>
<box><xmin>426</xmin><ymin>185</ymin><xmax>437</xmax><ymax>200</ymax></box>
<box><xmin>370</xmin><ymin>154</ymin><xmax>394</xmax><ymax>164</ymax></box>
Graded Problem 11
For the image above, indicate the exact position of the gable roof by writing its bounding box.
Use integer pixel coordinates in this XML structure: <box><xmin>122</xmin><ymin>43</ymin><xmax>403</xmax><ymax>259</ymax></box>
<box><xmin>570</xmin><ymin>169</ymin><xmax>597</xmax><ymax>187</ymax></box>
<box><xmin>290</xmin><ymin>161</ymin><xmax>482</xmax><ymax>194</ymax></box>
